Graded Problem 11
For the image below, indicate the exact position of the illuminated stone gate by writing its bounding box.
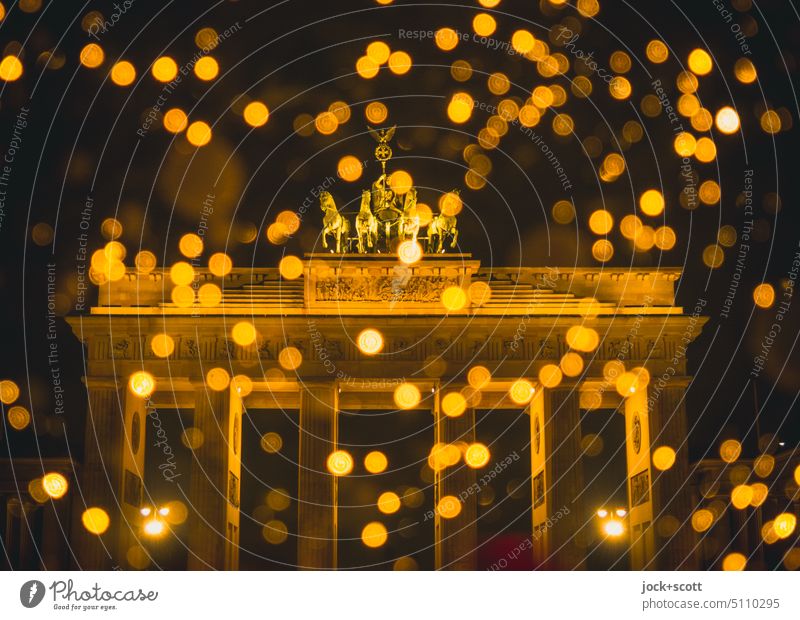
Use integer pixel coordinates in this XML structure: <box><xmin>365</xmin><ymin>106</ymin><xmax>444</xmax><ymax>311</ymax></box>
<box><xmin>66</xmin><ymin>254</ymin><xmax>706</xmax><ymax>570</ymax></box>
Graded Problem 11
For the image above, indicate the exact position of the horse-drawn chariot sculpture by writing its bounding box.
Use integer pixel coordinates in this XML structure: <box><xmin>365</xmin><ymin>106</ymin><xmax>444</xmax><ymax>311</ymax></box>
<box><xmin>318</xmin><ymin>126</ymin><xmax>459</xmax><ymax>254</ymax></box>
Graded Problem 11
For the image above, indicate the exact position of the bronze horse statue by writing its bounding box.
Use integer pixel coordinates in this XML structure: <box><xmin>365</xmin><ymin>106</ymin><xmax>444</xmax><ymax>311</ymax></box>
<box><xmin>355</xmin><ymin>189</ymin><xmax>378</xmax><ymax>253</ymax></box>
<box><xmin>398</xmin><ymin>187</ymin><xmax>420</xmax><ymax>245</ymax></box>
<box><xmin>371</xmin><ymin>173</ymin><xmax>403</xmax><ymax>251</ymax></box>
<box><xmin>320</xmin><ymin>191</ymin><xmax>350</xmax><ymax>253</ymax></box>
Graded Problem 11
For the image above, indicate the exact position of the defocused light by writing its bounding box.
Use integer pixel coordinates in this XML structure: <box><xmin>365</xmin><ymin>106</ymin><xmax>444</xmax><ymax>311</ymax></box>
<box><xmin>79</xmin><ymin>43</ymin><xmax>104</xmax><ymax>69</ymax></box>
<box><xmin>588</xmin><ymin>210</ymin><xmax>614</xmax><ymax>235</ymax></box>
<box><xmin>266</xmin><ymin>489</ymin><xmax>291</xmax><ymax>511</ymax></box>
<box><xmin>365</xmin><ymin>101</ymin><xmax>388</xmax><ymax>124</ymax></box>
<box><xmin>110</xmin><ymin>60</ymin><xmax>135</xmax><ymax>86</ymax></box>
<box><xmin>753</xmin><ymin>283</ymin><xmax>775</xmax><ymax>308</ymax></box>
<box><xmin>364</xmin><ymin>451</ymin><xmax>388</xmax><ymax>474</ymax></box>
<box><xmin>357</xmin><ymin>328</ymin><xmax>384</xmax><ymax>355</ymax></box>
<box><xmin>151</xmin><ymin>56</ymin><xmax>178</xmax><ymax>82</ymax></box>
<box><xmin>388</xmin><ymin>51</ymin><xmax>411</xmax><ymax>75</ymax></box>
<box><xmin>398</xmin><ymin>240</ymin><xmax>422</xmax><ymax>265</ymax></box>
<box><xmin>609</xmin><ymin>76</ymin><xmax>632</xmax><ymax>100</ymax></box>
<box><xmin>465</xmin><ymin>443</ymin><xmax>490</xmax><ymax>468</ymax></box>
<box><xmin>673</xmin><ymin>131</ymin><xmax>697</xmax><ymax>157</ymax></box>
<box><xmin>615</xmin><ymin>508</ymin><xmax>627</xmax><ymax>517</ymax></box>
<box><xmin>7</xmin><ymin>405</ymin><xmax>30</xmax><ymax>430</ymax></box>
<box><xmin>231</xmin><ymin>321</ymin><xmax>257</xmax><ymax>346</ymax></box>
<box><xmin>722</xmin><ymin>552</ymin><xmax>746</xmax><ymax>571</ymax></box>
<box><xmin>337</xmin><ymin>155</ymin><xmax>363</xmax><ymax>181</ymax></box>
<box><xmin>437</xmin><ymin>495</ymin><xmax>462</xmax><ymax>519</ymax></box>
<box><xmin>639</xmin><ymin>189</ymin><xmax>665</xmax><ymax>216</ymax></box>
<box><xmin>260</xmin><ymin>432</ymin><xmax>283</xmax><ymax>454</ymax></box>
<box><xmin>468</xmin><ymin>366</ymin><xmax>491</xmax><ymax>390</ymax></box>
<box><xmin>194</xmin><ymin>56</ymin><xmax>219</xmax><ymax>80</ymax></box>
<box><xmin>394</xmin><ymin>383</ymin><xmax>421</xmax><ymax>409</ymax></box>
<box><xmin>129</xmin><ymin>371</ymin><xmax>155</xmax><ymax>398</ymax></box>
<box><xmin>731</xmin><ymin>484</ymin><xmax>754</xmax><ymax>509</ymax></box>
<box><xmin>652</xmin><ymin>446</ymin><xmax>676</xmax><ymax>471</ymax></box>
<box><xmin>186</xmin><ymin>121</ymin><xmax>212</xmax><ymax>146</ymax></box>
<box><xmin>566</xmin><ymin>325</ymin><xmax>599</xmax><ymax>352</ymax></box>
<box><xmin>143</xmin><ymin>518</ymin><xmax>165</xmax><ymax>537</ymax></box>
<box><xmin>760</xmin><ymin>110</ymin><xmax>781</xmax><ymax>134</ymax></box>
<box><xmin>206</xmin><ymin>367</ymin><xmax>230</xmax><ymax>391</ymax></box>
<box><xmin>197</xmin><ymin>283</ymin><xmax>221</xmax><ymax>307</ymax></box>
<box><xmin>231</xmin><ymin>374</ymin><xmax>253</xmax><ymax>397</ymax></box>
<box><xmin>719</xmin><ymin>439</ymin><xmax>742</xmax><ymax>463</ymax></box>
<box><xmin>388</xmin><ymin>169</ymin><xmax>413</xmax><ymax>194</ymax></box>
<box><xmin>773</xmin><ymin>513</ymin><xmax>797</xmax><ymax>539</ymax></box>
<box><xmin>278</xmin><ymin>346</ymin><xmax>302</xmax><ymax>371</ymax></box>
<box><xmin>441</xmin><ymin>392</ymin><xmax>467</xmax><ymax>417</ymax></box>
<box><xmin>361</xmin><ymin>521</ymin><xmax>388</xmax><ymax>547</ymax></box>
<box><xmin>279</xmin><ymin>255</ymin><xmax>303</xmax><ymax>280</ymax></box>
<box><xmin>209</xmin><ymin>252</ymin><xmax>233</xmax><ymax>276</ymax></box>
<box><xmin>435</xmin><ymin>27</ymin><xmax>459</xmax><ymax>51</ymax></box>
<box><xmin>150</xmin><ymin>333</ymin><xmax>175</xmax><ymax>358</ymax></box>
<box><xmin>263</xmin><ymin>520</ymin><xmax>288</xmax><ymax>544</ymax></box>
<box><xmin>0</xmin><ymin>55</ymin><xmax>22</xmax><ymax>81</ymax></box>
<box><xmin>715</xmin><ymin>106</ymin><xmax>740</xmax><ymax>134</ymax></box>
<box><xmin>356</xmin><ymin>55</ymin><xmax>379</xmax><ymax>79</ymax></box>
<box><xmin>509</xmin><ymin>379</ymin><xmax>535</xmax><ymax>405</ymax></box>
<box><xmin>244</xmin><ymin>101</ymin><xmax>269</xmax><ymax>127</ymax></box>
<box><xmin>691</xmin><ymin>509</ymin><xmax>714</xmax><ymax>532</ymax></box>
<box><xmin>646</xmin><ymin>40</ymin><xmax>669</xmax><ymax>63</ymax></box>
<box><xmin>441</xmin><ymin>286</ymin><xmax>467</xmax><ymax>311</ymax></box>
<box><xmin>597</xmin><ymin>509</ymin><xmax>608</xmax><ymax>518</ymax></box>
<box><xmin>377</xmin><ymin>492</ymin><xmax>401</xmax><ymax>514</ymax></box>
<box><xmin>41</xmin><ymin>472</ymin><xmax>68</xmax><ymax>499</ymax></box>
<box><xmin>82</xmin><ymin>507</ymin><xmax>110</xmax><ymax>535</ymax></box>
<box><xmin>604</xmin><ymin>519</ymin><xmax>624</xmax><ymax>537</ymax></box>
<box><xmin>163</xmin><ymin>108</ymin><xmax>188</xmax><ymax>133</ymax></box>
<box><xmin>688</xmin><ymin>49</ymin><xmax>713</xmax><ymax>75</ymax></box>
<box><xmin>367</xmin><ymin>40</ymin><xmax>391</xmax><ymax>64</ymax></box>
<box><xmin>327</xmin><ymin>450</ymin><xmax>354</xmax><ymax>476</ymax></box>
<box><xmin>734</xmin><ymin>57</ymin><xmax>757</xmax><ymax>83</ymax></box>
<box><xmin>0</xmin><ymin>379</ymin><xmax>20</xmax><ymax>404</ymax></box>
<box><xmin>538</xmin><ymin>364</ymin><xmax>563</xmax><ymax>389</ymax></box>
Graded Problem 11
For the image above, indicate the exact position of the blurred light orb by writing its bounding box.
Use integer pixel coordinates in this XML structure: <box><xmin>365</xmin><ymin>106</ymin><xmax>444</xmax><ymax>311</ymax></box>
<box><xmin>773</xmin><ymin>513</ymin><xmax>797</xmax><ymax>539</ymax></box>
<box><xmin>538</xmin><ymin>364</ymin><xmax>563</xmax><ymax>389</ymax></box>
<box><xmin>749</xmin><ymin>482</ymin><xmax>768</xmax><ymax>507</ymax></box>
<box><xmin>367</xmin><ymin>40</ymin><xmax>391</xmax><ymax>64</ymax></box>
<box><xmin>398</xmin><ymin>240</ymin><xmax>422</xmax><ymax>265</ymax></box>
<box><xmin>209</xmin><ymin>253</ymin><xmax>233</xmax><ymax>277</ymax></box>
<box><xmin>734</xmin><ymin>57</ymin><xmax>757</xmax><ymax>83</ymax></box>
<box><xmin>394</xmin><ymin>383</ymin><xmax>421</xmax><ymax>409</ymax></box>
<box><xmin>197</xmin><ymin>283</ymin><xmax>222</xmax><ymax>307</ymax></box>
<box><xmin>178</xmin><ymin>233</ymin><xmax>203</xmax><ymax>258</ymax></box>
<box><xmin>151</xmin><ymin>56</ymin><xmax>178</xmax><ymax>82</ymax></box>
<box><xmin>279</xmin><ymin>255</ymin><xmax>303</xmax><ymax>280</ymax></box>
<box><xmin>206</xmin><ymin>367</ymin><xmax>230</xmax><ymax>391</ymax></box>
<box><xmin>278</xmin><ymin>346</ymin><xmax>303</xmax><ymax>371</ymax></box>
<box><xmin>437</xmin><ymin>495</ymin><xmax>462</xmax><ymax>519</ymax></box>
<box><xmin>377</xmin><ymin>492</ymin><xmax>401</xmax><ymax>514</ymax></box>
<box><xmin>361</xmin><ymin>522</ymin><xmax>388</xmax><ymax>547</ymax></box>
<box><xmin>731</xmin><ymin>484</ymin><xmax>754</xmax><ymax>509</ymax></box>
<box><xmin>509</xmin><ymin>379</ymin><xmax>535</xmax><ymax>405</ymax></box>
<box><xmin>128</xmin><ymin>371</ymin><xmax>155</xmax><ymax>398</ymax></box>
<box><xmin>435</xmin><ymin>28</ymin><xmax>459</xmax><ymax>51</ymax></box>
<box><xmin>260</xmin><ymin>432</ymin><xmax>283</xmax><ymax>453</ymax></box>
<box><xmin>186</xmin><ymin>121</ymin><xmax>212</xmax><ymax>146</ymax></box>
<box><xmin>0</xmin><ymin>379</ymin><xmax>20</xmax><ymax>404</ymax></box>
<box><xmin>468</xmin><ymin>281</ymin><xmax>491</xmax><ymax>306</ymax></box>
<box><xmin>263</xmin><ymin>520</ymin><xmax>288</xmax><ymax>544</ymax></box>
<box><xmin>357</xmin><ymin>328</ymin><xmax>384</xmax><ymax>355</ymax></box>
<box><xmin>232</xmin><ymin>321</ymin><xmax>257</xmax><ymax>346</ymax></box>
<box><xmin>604</xmin><ymin>519</ymin><xmax>625</xmax><ymax>537</ymax></box>
<box><xmin>559</xmin><ymin>352</ymin><xmax>584</xmax><ymax>377</ymax></box>
<box><xmin>7</xmin><ymin>406</ymin><xmax>30</xmax><ymax>430</ymax></box>
<box><xmin>150</xmin><ymin>333</ymin><xmax>175</xmax><ymax>358</ymax></box>
<box><xmin>588</xmin><ymin>210</ymin><xmax>614</xmax><ymax>235</ymax></box>
<box><xmin>42</xmin><ymin>472</ymin><xmax>68</xmax><ymax>499</ymax></box>
<box><xmin>327</xmin><ymin>450</ymin><xmax>354</xmax><ymax>476</ymax></box>
<box><xmin>194</xmin><ymin>56</ymin><xmax>219</xmax><ymax>80</ymax></box>
<box><xmin>79</xmin><ymin>43</ymin><xmax>104</xmax><ymax>68</ymax></box>
<box><xmin>715</xmin><ymin>106</ymin><xmax>740</xmax><ymax>134</ymax></box>
<box><xmin>337</xmin><ymin>155</ymin><xmax>363</xmax><ymax>181</ymax></box>
<box><xmin>652</xmin><ymin>446</ymin><xmax>676</xmax><ymax>471</ymax></box>
<box><xmin>691</xmin><ymin>509</ymin><xmax>714</xmax><ymax>532</ymax></box>
<box><xmin>388</xmin><ymin>51</ymin><xmax>412</xmax><ymax>75</ymax></box>
<box><xmin>688</xmin><ymin>48</ymin><xmax>713</xmax><ymax>75</ymax></box>
<box><xmin>465</xmin><ymin>443</ymin><xmax>491</xmax><ymax>468</ymax></box>
<box><xmin>364</xmin><ymin>451</ymin><xmax>388</xmax><ymax>474</ymax></box>
<box><xmin>356</xmin><ymin>55</ymin><xmax>379</xmax><ymax>79</ymax></box>
<box><xmin>267</xmin><ymin>489</ymin><xmax>291</xmax><ymax>511</ymax></box>
<box><xmin>720</xmin><ymin>439</ymin><xmax>742</xmax><ymax>463</ymax></box>
<box><xmin>110</xmin><ymin>60</ymin><xmax>135</xmax><ymax>86</ymax></box>
<box><xmin>135</xmin><ymin>251</ymin><xmax>157</xmax><ymax>273</ymax></box>
<box><xmin>472</xmin><ymin>13</ymin><xmax>496</xmax><ymax>36</ymax></box>
<box><xmin>82</xmin><ymin>507</ymin><xmax>110</xmax><ymax>535</ymax></box>
<box><xmin>441</xmin><ymin>392</ymin><xmax>467</xmax><ymax>417</ymax></box>
<box><xmin>441</xmin><ymin>286</ymin><xmax>467</xmax><ymax>311</ymax></box>
<box><xmin>244</xmin><ymin>101</ymin><xmax>269</xmax><ymax>127</ymax></box>
<box><xmin>566</xmin><ymin>325</ymin><xmax>600</xmax><ymax>352</ymax></box>
<box><xmin>646</xmin><ymin>40</ymin><xmax>669</xmax><ymax>63</ymax></box>
<box><xmin>163</xmin><ymin>108</ymin><xmax>188</xmax><ymax>133</ymax></box>
<box><xmin>388</xmin><ymin>169</ymin><xmax>412</xmax><ymax>194</ymax></box>
<box><xmin>753</xmin><ymin>283</ymin><xmax>775</xmax><ymax>309</ymax></box>
<box><xmin>468</xmin><ymin>365</ymin><xmax>491</xmax><ymax>390</ymax></box>
<box><xmin>640</xmin><ymin>189</ymin><xmax>665</xmax><ymax>216</ymax></box>
<box><xmin>365</xmin><ymin>101</ymin><xmax>388</xmax><ymax>124</ymax></box>
<box><xmin>722</xmin><ymin>552</ymin><xmax>747</xmax><ymax>571</ymax></box>
<box><xmin>592</xmin><ymin>239</ymin><xmax>614</xmax><ymax>262</ymax></box>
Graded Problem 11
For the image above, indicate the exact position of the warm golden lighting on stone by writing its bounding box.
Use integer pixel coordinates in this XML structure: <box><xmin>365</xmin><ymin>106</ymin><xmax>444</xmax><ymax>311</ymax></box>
<box><xmin>357</xmin><ymin>328</ymin><xmax>384</xmax><ymax>355</ymax></box>
<box><xmin>361</xmin><ymin>521</ymin><xmax>388</xmax><ymax>547</ymax></box>
<box><xmin>465</xmin><ymin>443</ymin><xmax>491</xmax><ymax>468</ymax></box>
<box><xmin>82</xmin><ymin>507</ymin><xmax>110</xmax><ymax>535</ymax></box>
<box><xmin>394</xmin><ymin>383</ymin><xmax>421</xmax><ymax>409</ymax></box>
<box><xmin>128</xmin><ymin>371</ymin><xmax>155</xmax><ymax>398</ymax></box>
<box><xmin>327</xmin><ymin>450</ymin><xmax>354</xmax><ymax>476</ymax></box>
<box><xmin>364</xmin><ymin>451</ymin><xmax>388</xmax><ymax>474</ymax></box>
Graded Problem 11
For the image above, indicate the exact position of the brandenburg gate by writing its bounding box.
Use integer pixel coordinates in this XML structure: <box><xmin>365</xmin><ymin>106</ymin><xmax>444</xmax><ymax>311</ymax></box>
<box><xmin>65</xmin><ymin>254</ymin><xmax>705</xmax><ymax>570</ymax></box>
